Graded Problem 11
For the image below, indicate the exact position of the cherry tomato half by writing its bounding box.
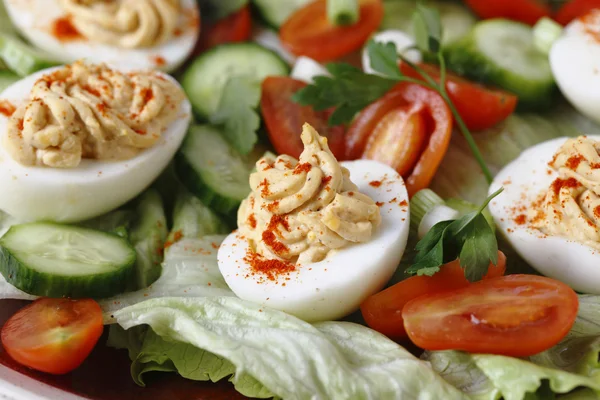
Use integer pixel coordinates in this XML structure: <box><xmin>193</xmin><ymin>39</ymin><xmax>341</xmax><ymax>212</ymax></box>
<box><xmin>280</xmin><ymin>0</ymin><xmax>384</xmax><ymax>62</ymax></box>
<box><xmin>361</xmin><ymin>252</ymin><xmax>506</xmax><ymax>341</ymax></box>
<box><xmin>346</xmin><ymin>82</ymin><xmax>453</xmax><ymax>196</ymax></box>
<box><xmin>196</xmin><ymin>5</ymin><xmax>252</xmax><ymax>52</ymax></box>
<box><xmin>555</xmin><ymin>0</ymin><xmax>600</xmax><ymax>25</ymax></box>
<box><xmin>402</xmin><ymin>274</ymin><xmax>579</xmax><ymax>357</ymax></box>
<box><xmin>1</xmin><ymin>298</ymin><xmax>103</xmax><ymax>375</ymax></box>
<box><xmin>400</xmin><ymin>63</ymin><xmax>518</xmax><ymax>131</ymax></box>
<box><xmin>260</xmin><ymin>76</ymin><xmax>346</xmax><ymax>160</ymax></box>
<box><xmin>464</xmin><ymin>0</ymin><xmax>551</xmax><ymax>25</ymax></box>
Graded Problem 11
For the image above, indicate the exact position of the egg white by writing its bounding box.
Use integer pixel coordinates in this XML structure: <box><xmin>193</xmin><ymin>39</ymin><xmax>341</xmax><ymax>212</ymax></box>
<box><xmin>218</xmin><ymin>160</ymin><xmax>410</xmax><ymax>322</ymax></box>
<box><xmin>3</xmin><ymin>0</ymin><xmax>199</xmax><ymax>72</ymax></box>
<box><xmin>550</xmin><ymin>12</ymin><xmax>600</xmax><ymax>126</ymax></box>
<box><xmin>0</xmin><ymin>65</ymin><xmax>191</xmax><ymax>223</ymax></box>
<box><xmin>488</xmin><ymin>135</ymin><xmax>600</xmax><ymax>294</ymax></box>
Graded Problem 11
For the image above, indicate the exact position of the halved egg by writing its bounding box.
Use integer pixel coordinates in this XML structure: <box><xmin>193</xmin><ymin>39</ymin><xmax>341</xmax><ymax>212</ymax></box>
<box><xmin>550</xmin><ymin>10</ymin><xmax>600</xmax><ymax>125</ymax></box>
<box><xmin>3</xmin><ymin>0</ymin><xmax>200</xmax><ymax>72</ymax></box>
<box><xmin>0</xmin><ymin>66</ymin><xmax>191</xmax><ymax>223</ymax></box>
<box><xmin>218</xmin><ymin>160</ymin><xmax>410</xmax><ymax>322</ymax></box>
<box><xmin>488</xmin><ymin>135</ymin><xmax>600</xmax><ymax>294</ymax></box>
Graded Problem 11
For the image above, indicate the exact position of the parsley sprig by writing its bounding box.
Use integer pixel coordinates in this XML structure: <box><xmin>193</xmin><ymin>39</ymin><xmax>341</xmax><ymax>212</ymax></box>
<box><xmin>406</xmin><ymin>188</ymin><xmax>503</xmax><ymax>281</ymax></box>
<box><xmin>293</xmin><ymin>3</ymin><xmax>493</xmax><ymax>183</ymax></box>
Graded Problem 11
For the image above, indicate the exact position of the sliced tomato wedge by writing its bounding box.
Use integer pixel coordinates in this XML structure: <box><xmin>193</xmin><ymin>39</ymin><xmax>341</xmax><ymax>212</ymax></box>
<box><xmin>362</xmin><ymin>104</ymin><xmax>427</xmax><ymax>177</ymax></box>
<box><xmin>465</xmin><ymin>0</ymin><xmax>551</xmax><ymax>25</ymax></box>
<box><xmin>402</xmin><ymin>275</ymin><xmax>579</xmax><ymax>357</ymax></box>
<box><xmin>1</xmin><ymin>298</ymin><xmax>103</xmax><ymax>375</ymax></box>
<box><xmin>361</xmin><ymin>252</ymin><xmax>506</xmax><ymax>341</ymax></box>
<box><xmin>196</xmin><ymin>6</ymin><xmax>252</xmax><ymax>52</ymax></box>
<box><xmin>555</xmin><ymin>0</ymin><xmax>600</xmax><ymax>25</ymax></box>
<box><xmin>280</xmin><ymin>0</ymin><xmax>383</xmax><ymax>62</ymax></box>
<box><xmin>400</xmin><ymin>63</ymin><xmax>518</xmax><ymax>131</ymax></box>
<box><xmin>346</xmin><ymin>82</ymin><xmax>452</xmax><ymax>196</ymax></box>
<box><xmin>261</xmin><ymin>76</ymin><xmax>346</xmax><ymax>159</ymax></box>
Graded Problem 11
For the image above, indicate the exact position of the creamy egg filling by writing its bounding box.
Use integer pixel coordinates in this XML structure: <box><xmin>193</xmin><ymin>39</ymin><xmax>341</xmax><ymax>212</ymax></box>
<box><xmin>3</xmin><ymin>61</ymin><xmax>185</xmax><ymax>168</ymax></box>
<box><xmin>237</xmin><ymin>123</ymin><xmax>381</xmax><ymax>265</ymax></box>
<box><xmin>530</xmin><ymin>136</ymin><xmax>600</xmax><ymax>249</ymax></box>
<box><xmin>58</xmin><ymin>0</ymin><xmax>180</xmax><ymax>49</ymax></box>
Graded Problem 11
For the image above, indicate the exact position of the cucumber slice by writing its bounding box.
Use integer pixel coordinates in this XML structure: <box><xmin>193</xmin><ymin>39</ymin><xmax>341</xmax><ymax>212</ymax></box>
<box><xmin>0</xmin><ymin>69</ymin><xmax>19</xmax><ymax>92</ymax></box>
<box><xmin>444</xmin><ymin>19</ymin><xmax>556</xmax><ymax>109</ymax></box>
<box><xmin>182</xmin><ymin>43</ymin><xmax>289</xmax><ymax>119</ymax></box>
<box><xmin>0</xmin><ymin>34</ymin><xmax>58</xmax><ymax>77</ymax></box>
<box><xmin>381</xmin><ymin>1</ymin><xmax>476</xmax><ymax>46</ymax></box>
<box><xmin>0</xmin><ymin>223</ymin><xmax>136</xmax><ymax>298</ymax></box>
<box><xmin>253</xmin><ymin>0</ymin><xmax>313</xmax><ymax>29</ymax></box>
<box><xmin>176</xmin><ymin>125</ymin><xmax>251</xmax><ymax>215</ymax></box>
<box><xmin>199</xmin><ymin>0</ymin><xmax>247</xmax><ymax>20</ymax></box>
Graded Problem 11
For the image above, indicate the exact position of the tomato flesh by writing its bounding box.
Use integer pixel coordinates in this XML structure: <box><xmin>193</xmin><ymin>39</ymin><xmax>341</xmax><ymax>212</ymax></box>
<box><xmin>465</xmin><ymin>0</ymin><xmax>551</xmax><ymax>25</ymax></box>
<box><xmin>196</xmin><ymin>6</ymin><xmax>252</xmax><ymax>52</ymax></box>
<box><xmin>402</xmin><ymin>275</ymin><xmax>579</xmax><ymax>357</ymax></box>
<box><xmin>361</xmin><ymin>252</ymin><xmax>506</xmax><ymax>341</ymax></box>
<box><xmin>554</xmin><ymin>0</ymin><xmax>600</xmax><ymax>25</ymax></box>
<box><xmin>280</xmin><ymin>0</ymin><xmax>383</xmax><ymax>62</ymax></box>
<box><xmin>347</xmin><ymin>82</ymin><xmax>452</xmax><ymax>196</ymax></box>
<box><xmin>261</xmin><ymin>76</ymin><xmax>346</xmax><ymax>160</ymax></box>
<box><xmin>400</xmin><ymin>63</ymin><xmax>518</xmax><ymax>131</ymax></box>
<box><xmin>1</xmin><ymin>298</ymin><xmax>104</xmax><ymax>375</ymax></box>
<box><xmin>362</xmin><ymin>104</ymin><xmax>427</xmax><ymax>176</ymax></box>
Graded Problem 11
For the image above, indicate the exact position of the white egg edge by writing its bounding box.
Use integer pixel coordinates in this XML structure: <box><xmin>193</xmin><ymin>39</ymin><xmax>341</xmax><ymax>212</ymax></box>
<box><xmin>550</xmin><ymin>23</ymin><xmax>600</xmax><ymax>126</ymax></box>
<box><xmin>218</xmin><ymin>159</ymin><xmax>411</xmax><ymax>322</ymax></box>
<box><xmin>488</xmin><ymin>135</ymin><xmax>600</xmax><ymax>294</ymax></box>
<box><xmin>3</xmin><ymin>0</ymin><xmax>200</xmax><ymax>72</ymax></box>
<box><xmin>0</xmin><ymin>64</ymin><xmax>191</xmax><ymax>221</ymax></box>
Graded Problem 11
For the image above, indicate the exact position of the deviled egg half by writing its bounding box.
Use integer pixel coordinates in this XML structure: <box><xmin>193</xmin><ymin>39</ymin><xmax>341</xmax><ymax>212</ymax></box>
<box><xmin>550</xmin><ymin>10</ymin><xmax>600</xmax><ymax>125</ymax></box>
<box><xmin>3</xmin><ymin>0</ymin><xmax>200</xmax><ymax>72</ymax></box>
<box><xmin>489</xmin><ymin>135</ymin><xmax>600</xmax><ymax>294</ymax></box>
<box><xmin>218</xmin><ymin>124</ymin><xmax>410</xmax><ymax>322</ymax></box>
<box><xmin>0</xmin><ymin>61</ymin><xmax>191</xmax><ymax>222</ymax></box>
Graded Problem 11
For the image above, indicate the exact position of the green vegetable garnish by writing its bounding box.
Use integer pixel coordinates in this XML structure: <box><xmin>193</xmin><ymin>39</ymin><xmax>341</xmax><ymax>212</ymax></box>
<box><xmin>406</xmin><ymin>188</ymin><xmax>503</xmax><ymax>282</ymax></box>
<box><xmin>210</xmin><ymin>76</ymin><xmax>260</xmax><ymax>155</ymax></box>
<box><xmin>293</xmin><ymin>3</ymin><xmax>493</xmax><ymax>183</ymax></box>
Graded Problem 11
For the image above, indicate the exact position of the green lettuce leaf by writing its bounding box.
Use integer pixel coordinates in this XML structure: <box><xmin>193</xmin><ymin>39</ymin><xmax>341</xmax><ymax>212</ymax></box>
<box><xmin>110</xmin><ymin>296</ymin><xmax>468</xmax><ymax>400</ymax></box>
<box><xmin>423</xmin><ymin>351</ymin><xmax>600</xmax><ymax>400</ymax></box>
<box><xmin>167</xmin><ymin>188</ymin><xmax>229</xmax><ymax>244</ymax></box>
<box><xmin>128</xmin><ymin>189</ymin><xmax>168</xmax><ymax>290</ymax></box>
<box><xmin>100</xmin><ymin>236</ymin><xmax>234</xmax><ymax>319</ymax></box>
<box><xmin>530</xmin><ymin>295</ymin><xmax>600</xmax><ymax>382</ymax></box>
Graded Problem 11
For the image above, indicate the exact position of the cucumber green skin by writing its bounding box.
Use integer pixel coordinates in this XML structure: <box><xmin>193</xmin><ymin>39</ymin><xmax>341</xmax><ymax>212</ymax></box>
<box><xmin>175</xmin><ymin>152</ymin><xmax>244</xmax><ymax>215</ymax></box>
<box><xmin>252</xmin><ymin>0</ymin><xmax>313</xmax><ymax>29</ymax></box>
<box><xmin>0</xmin><ymin>244</ymin><xmax>135</xmax><ymax>299</ymax></box>
<box><xmin>0</xmin><ymin>34</ymin><xmax>58</xmax><ymax>77</ymax></box>
<box><xmin>443</xmin><ymin>28</ymin><xmax>557</xmax><ymax>110</ymax></box>
<box><xmin>199</xmin><ymin>0</ymin><xmax>248</xmax><ymax>21</ymax></box>
<box><xmin>182</xmin><ymin>43</ymin><xmax>289</xmax><ymax>119</ymax></box>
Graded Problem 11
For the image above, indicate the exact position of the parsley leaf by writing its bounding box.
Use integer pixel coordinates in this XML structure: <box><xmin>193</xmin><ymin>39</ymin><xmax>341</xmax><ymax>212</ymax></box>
<box><xmin>210</xmin><ymin>76</ymin><xmax>260</xmax><ymax>155</ymax></box>
<box><xmin>412</xmin><ymin>3</ymin><xmax>442</xmax><ymax>54</ymax></box>
<box><xmin>293</xmin><ymin>62</ymin><xmax>398</xmax><ymax>125</ymax></box>
<box><xmin>366</xmin><ymin>40</ymin><xmax>404</xmax><ymax>79</ymax></box>
<box><xmin>406</xmin><ymin>188</ymin><xmax>503</xmax><ymax>281</ymax></box>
